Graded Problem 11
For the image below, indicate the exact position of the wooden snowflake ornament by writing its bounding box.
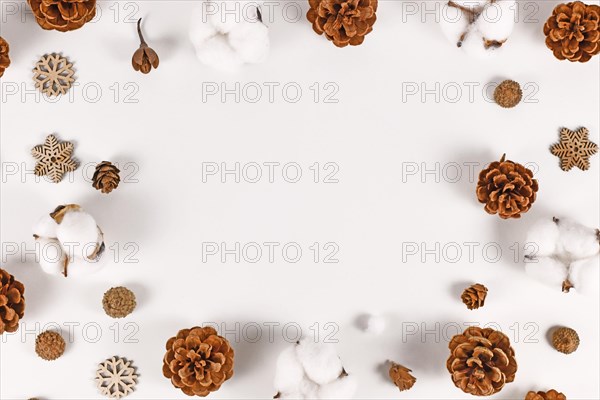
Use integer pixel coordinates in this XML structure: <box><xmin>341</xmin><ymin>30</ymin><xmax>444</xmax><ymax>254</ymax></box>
<box><xmin>31</xmin><ymin>135</ymin><xmax>78</xmax><ymax>183</ymax></box>
<box><xmin>32</xmin><ymin>53</ymin><xmax>75</xmax><ymax>97</ymax></box>
<box><xmin>551</xmin><ymin>127</ymin><xmax>598</xmax><ymax>171</ymax></box>
<box><xmin>96</xmin><ymin>356</ymin><xmax>138</xmax><ymax>399</ymax></box>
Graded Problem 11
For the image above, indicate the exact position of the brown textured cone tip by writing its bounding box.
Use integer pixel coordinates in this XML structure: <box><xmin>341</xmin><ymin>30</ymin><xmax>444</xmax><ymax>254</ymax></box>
<box><xmin>35</xmin><ymin>330</ymin><xmax>66</xmax><ymax>360</ymax></box>
<box><xmin>92</xmin><ymin>161</ymin><xmax>121</xmax><ymax>194</ymax></box>
<box><xmin>389</xmin><ymin>361</ymin><xmax>416</xmax><ymax>391</ymax></box>
<box><xmin>447</xmin><ymin>326</ymin><xmax>517</xmax><ymax>396</ymax></box>
<box><xmin>552</xmin><ymin>327</ymin><xmax>579</xmax><ymax>354</ymax></box>
<box><xmin>476</xmin><ymin>154</ymin><xmax>538</xmax><ymax>219</ymax></box>
<box><xmin>525</xmin><ymin>389</ymin><xmax>567</xmax><ymax>400</ymax></box>
<box><xmin>0</xmin><ymin>268</ymin><xmax>25</xmax><ymax>334</ymax></box>
<box><xmin>163</xmin><ymin>326</ymin><xmax>234</xmax><ymax>396</ymax></box>
<box><xmin>494</xmin><ymin>80</ymin><xmax>522</xmax><ymax>108</ymax></box>
<box><xmin>27</xmin><ymin>0</ymin><xmax>96</xmax><ymax>32</ymax></box>
<box><xmin>0</xmin><ymin>36</ymin><xmax>10</xmax><ymax>78</ymax></box>
<box><xmin>307</xmin><ymin>0</ymin><xmax>378</xmax><ymax>47</ymax></box>
<box><xmin>102</xmin><ymin>287</ymin><xmax>136</xmax><ymax>318</ymax></box>
<box><xmin>543</xmin><ymin>1</ymin><xmax>600</xmax><ymax>63</ymax></box>
<box><xmin>461</xmin><ymin>283</ymin><xmax>488</xmax><ymax>310</ymax></box>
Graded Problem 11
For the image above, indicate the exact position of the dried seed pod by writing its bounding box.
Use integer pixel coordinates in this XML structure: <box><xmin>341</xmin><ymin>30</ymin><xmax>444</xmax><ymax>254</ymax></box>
<box><xmin>132</xmin><ymin>18</ymin><xmax>159</xmax><ymax>74</ymax></box>
<box><xmin>389</xmin><ymin>361</ymin><xmax>416</xmax><ymax>391</ymax></box>
<box><xmin>92</xmin><ymin>161</ymin><xmax>121</xmax><ymax>194</ymax></box>
<box><xmin>494</xmin><ymin>80</ymin><xmax>522</xmax><ymax>108</ymax></box>
<box><xmin>552</xmin><ymin>327</ymin><xmax>579</xmax><ymax>354</ymax></box>
<box><xmin>35</xmin><ymin>330</ymin><xmax>65</xmax><ymax>360</ymax></box>
<box><xmin>461</xmin><ymin>283</ymin><xmax>488</xmax><ymax>310</ymax></box>
<box><xmin>102</xmin><ymin>287</ymin><xmax>136</xmax><ymax>318</ymax></box>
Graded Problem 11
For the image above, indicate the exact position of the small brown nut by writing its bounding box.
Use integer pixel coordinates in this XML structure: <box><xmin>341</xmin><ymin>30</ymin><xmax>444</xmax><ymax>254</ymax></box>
<box><xmin>102</xmin><ymin>286</ymin><xmax>136</xmax><ymax>318</ymax></box>
<box><xmin>494</xmin><ymin>80</ymin><xmax>522</xmax><ymax>108</ymax></box>
<box><xmin>552</xmin><ymin>327</ymin><xmax>579</xmax><ymax>354</ymax></box>
<box><xmin>35</xmin><ymin>330</ymin><xmax>65</xmax><ymax>360</ymax></box>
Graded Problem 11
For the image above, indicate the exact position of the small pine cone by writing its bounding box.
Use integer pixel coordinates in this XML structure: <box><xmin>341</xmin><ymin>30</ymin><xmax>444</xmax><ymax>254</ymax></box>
<box><xmin>307</xmin><ymin>0</ymin><xmax>378</xmax><ymax>48</ymax></box>
<box><xmin>543</xmin><ymin>1</ymin><xmax>600</xmax><ymax>63</ymax></box>
<box><xmin>102</xmin><ymin>287</ymin><xmax>136</xmax><ymax>318</ymax></box>
<box><xmin>494</xmin><ymin>80</ymin><xmax>522</xmax><ymax>108</ymax></box>
<box><xmin>0</xmin><ymin>268</ymin><xmax>25</xmax><ymax>334</ymax></box>
<box><xmin>476</xmin><ymin>154</ymin><xmax>538</xmax><ymax>219</ymax></box>
<box><xmin>92</xmin><ymin>161</ymin><xmax>121</xmax><ymax>194</ymax></box>
<box><xmin>27</xmin><ymin>0</ymin><xmax>96</xmax><ymax>32</ymax></box>
<box><xmin>447</xmin><ymin>327</ymin><xmax>517</xmax><ymax>396</ymax></box>
<box><xmin>0</xmin><ymin>36</ymin><xmax>10</xmax><ymax>78</ymax></box>
<box><xmin>163</xmin><ymin>326</ymin><xmax>234</xmax><ymax>396</ymax></box>
<box><xmin>35</xmin><ymin>330</ymin><xmax>66</xmax><ymax>360</ymax></box>
<box><xmin>552</xmin><ymin>327</ymin><xmax>579</xmax><ymax>354</ymax></box>
<box><xmin>525</xmin><ymin>389</ymin><xmax>567</xmax><ymax>400</ymax></box>
<box><xmin>461</xmin><ymin>283</ymin><xmax>488</xmax><ymax>310</ymax></box>
<box><xmin>389</xmin><ymin>361</ymin><xmax>416</xmax><ymax>392</ymax></box>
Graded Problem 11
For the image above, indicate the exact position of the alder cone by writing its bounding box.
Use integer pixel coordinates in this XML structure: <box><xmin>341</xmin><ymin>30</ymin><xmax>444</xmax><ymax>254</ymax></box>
<box><xmin>525</xmin><ymin>390</ymin><xmax>567</xmax><ymax>400</ymax></box>
<box><xmin>476</xmin><ymin>154</ymin><xmax>538</xmax><ymax>219</ymax></box>
<box><xmin>92</xmin><ymin>162</ymin><xmax>121</xmax><ymax>194</ymax></box>
<box><xmin>447</xmin><ymin>327</ymin><xmax>517</xmax><ymax>396</ymax></box>
<box><xmin>543</xmin><ymin>1</ymin><xmax>600</xmax><ymax>63</ymax></box>
<box><xmin>163</xmin><ymin>326</ymin><xmax>234</xmax><ymax>397</ymax></box>
<box><xmin>389</xmin><ymin>361</ymin><xmax>416</xmax><ymax>391</ymax></box>
<box><xmin>461</xmin><ymin>284</ymin><xmax>488</xmax><ymax>310</ymax></box>
<box><xmin>0</xmin><ymin>268</ymin><xmax>25</xmax><ymax>334</ymax></box>
<box><xmin>27</xmin><ymin>0</ymin><xmax>96</xmax><ymax>32</ymax></box>
<box><xmin>0</xmin><ymin>37</ymin><xmax>10</xmax><ymax>78</ymax></box>
<box><xmin>307</xmin><ymin>0</ymin><xmax>378</xmax><ymax>47</ymax></box>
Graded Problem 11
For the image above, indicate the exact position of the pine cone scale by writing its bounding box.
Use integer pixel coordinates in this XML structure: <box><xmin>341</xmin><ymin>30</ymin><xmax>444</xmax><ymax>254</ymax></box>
<box><xmin>0</xmin><ymin>268</ymin><xmax>26</xmax><ymax>334</ymax></box>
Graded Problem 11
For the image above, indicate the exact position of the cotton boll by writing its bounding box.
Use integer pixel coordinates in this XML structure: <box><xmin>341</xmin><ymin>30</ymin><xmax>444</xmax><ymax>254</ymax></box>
<box><xmin>525</xmin><ymin>256</ymin><xmax>568</xmax><ymax>289</ymax></box>
<box><xmin>569</xmin><ymin>256</ymin><xmax>599</xmax><ymax>295</ymax></box>
<box><xmin>360</xmin><ymin>314</ymin><xmax>385</xmax><ymax>335</ymax></box>
<box><xmin>476</xmin><ymin>0</ymin><xmax>515</xmax><ymax>42</ymax></box>
<box><xmin>274</xmin><ymin>347</ymin><xmax>306</xmax><ymax>394</ymax></box>
<box><xmin>525</xmin><ymin>218</ymin><xmax>560</xmax><ymax>257</ymax></box>
<box><xmin>228</xmin><ymin>21</ymin><xmax>269</xmax><ymax>64</ymax></box>
<box><xmin>439</xmin><ymin>5</ymin><xmax>470</xmax><ymax>47</ymax></box>
<box><xmin>56</xmin><ymin>210</ymin><xmax>100</xmax><ymax>258</ymax></box>
<box><xmin>276</xmin><ymin>391</ymin><xmax>305</xmax><ymax>400</ymax></box>
<box><xmin>33</xmin><ymin>214</ymin><xmax>58</xmax><ymax>239</ymax></box>
<box><xmin>65</xmin><ymin>253</ymin><xmax>107</xmax><ymax>277</ymax></box>
<box><xmin>295</xmin><ymin>339</ymin><xmax>343</xmax><ymax>385</ymax></box>
<box><xmin>558</xmin><ymin>219</ymin><xmax>600</xmax><ymax>259</ymax></box>
<box><xmin>317</xmin><ymin>375</ymin><xmax>357</xmax><ymax>399</ymax></box>
<box><xmin>36</xmin><ymin>237</ymin><xmax>66</xmax><ymax>276</ymax></box>
<box><xmin>299</xmin><ymin>379</ymin><xmax>320</xmax><ymax>398</ymax></box>
<box><xmin>460</xmin><ymin>28</ymin><xmax>498</xmax><ymax>58</ymax></box>
<box><xmin>452</xmin><ymin>0</ymin><xmax>488</xmax><ymax>7</ymax></box>
<box><xmin>195</xmin><ymin>35</ymin><xmax>244</xmax><ymax>72</ymax></box>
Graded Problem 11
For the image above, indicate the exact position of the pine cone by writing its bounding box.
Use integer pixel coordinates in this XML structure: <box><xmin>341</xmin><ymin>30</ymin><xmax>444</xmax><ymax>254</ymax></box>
<box><xmin>0</xmin><ymin>36</ymin><xmax>10</xmax><ymax>78</ymax></box>
<box><xmin>552</xmin><ymin>327</ymin><xmax>579</xmax><ymax>354</ymax></box>
<box><xmin>0</xmin><ymin>268</ymin><xmax>25</xmax><ymax>334</ymax></box>
<box><xmin>27</xmin><ymin>0</ymin><xmax>96</xmax><ymax>32</ymax></box>
<box><xmin>307</xmin><ymin>0</ymin><xmax>378</xmax><ymax>47</ymax></box>
<box><xmin>447</xmin><ymin>327</ymin><xmax>517</xmax><ymax>396</ymax></box>
<box><xmin>543</xmin><ymin>1</ymin><xmax>600</xmax><ymax>63</ymax></box>
<box><xmin>389</xmin><ymin>361</ymin><xmax>416</xmax><ymax>391</ymax></box>
<box><xmin>476</xmin><ymin>154</ymin><xmax>538</xmax><ymax>219</ymax></box>
<box><xmin>162</xmin><ymin>326</ymin><xmax>234</xmax><ymax>397</ymax></box>
<box><xmin>525</xmin><ymin>389</ymin><xmax>567</xmax><ymax>400</ymax></box>
<box><xmin>461</xmin><ymin>283</ymin><xmax>488</xmax><ymax>310</ymax></box>
<box><xmin>92</xmin><ymin>162</ymin><xmax>121</xmax><ymax>194</ymax></box>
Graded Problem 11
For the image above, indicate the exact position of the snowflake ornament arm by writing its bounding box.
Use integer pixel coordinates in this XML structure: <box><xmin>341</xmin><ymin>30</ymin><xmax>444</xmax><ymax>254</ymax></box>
<box><xmin>96</xmin><ymin>356</ymin><xmax>138</xmax><ymax>399</ymax></box>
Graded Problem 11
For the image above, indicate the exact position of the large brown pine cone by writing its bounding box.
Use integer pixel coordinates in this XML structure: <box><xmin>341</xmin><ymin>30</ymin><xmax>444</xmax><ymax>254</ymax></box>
<box><xmin>27</xmin><ymin>0</ymin><xmax>96</xmax><ymax>32</ymax></box>
<box><xmin>0</xmin><ymin>268</ymin><xmax>25</xmax><ymax>334</ymax></box>
<box><xmin>0</xmin><ymin>37</ymin><xmax>10</xmax><ymax>78</ymax></box>
<box><xmin>163</xmin><ymin>326</ymin><xmax>234</xmax><ymax>397</ymax></box>
<box><xmin>307</xmin><ymin>0</ymin><xmax>378</xmax><ymax>47</ymax></box>
<box><xmin>476</xmin><ymin>154</ymin><xmax>538</xmax><ymax>219</ymax></box>
<box><xmin>525</xmin><ymin>390</ymin><xmax>567</xmax><ymax>400</ymax></box>
<box><xmin>447</xmin><ymin>327</ymin><xmax>517</xmax><ymax>396</ymax></box>
<box><xmin>543</xmin><ymin>1</ymin><xmax>600</xmax><ymax>63</ymax></box>
<box><xmin>92</xmin><ymin>162</ymin><xmax>121</xmax><ymax>194</ymax></box>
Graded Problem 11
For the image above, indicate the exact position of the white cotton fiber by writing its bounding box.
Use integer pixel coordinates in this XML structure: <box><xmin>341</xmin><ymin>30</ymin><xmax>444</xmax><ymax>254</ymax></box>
<box><xmin>361</xmin><ymin>314</ymin><xmax>385</xmax><ymax>335</ymax></box>
<box><xmin>569</xmin><ymin>256</ymin><xmax>599</xmax><ymax>295</ymax></box>
<box><xmin>33</xmin><ymin>214</ymin><xmax>58</xmax><ymax>238</ymax></box>
<box><xmin>317</xmin><ymin>375</ymin><xmax>358</xmax><ymax>399</ymax></box>
<box><xmin>274</xmin><ymin>347</ymin><xmax>306</xmax><ymax>393</ymax></box>
<box><xmin>476</xmin><ymin>0</ymin><xmax>516</xmax><ymax>41</ymax></box>
<box><xmin>525</xmin><ymin>218</ymin><xmax>561</xmax><ymax>257</ymax></box>
<box><xmin>296</xmin><ymin>340</ymin><xmax>344</xmax><ymax>385</ymax></box>
<box><xmin>453</xmin><ymin>0</ymin><xmax>488</xmax><ymax>7</ymax></box>
<box><xmin>228</xmin><ymin>22</ymin><xmax>269</xmax><ymax>64</ymax></box>
<box><xmin>525</xmin><ymin>256</ymin><xmax>568</xmax><ymax>289</ymax></box>
<box><xmin>439</xmin><ymin>4</ymin><xmax>470</xmax><ymax>46</ymax></box>
<box><xmin>558</xmin><ymin>218</ymin><xmax>600</xmax><ymax>259</ymax></box>
<box><xmin>36</xmin><ymin>237</ymin><xmax>66</xmax><ymax>276</ymax></box>
<box><xmin>56</xmin><ymin>210</ymin><xmax>99</xmax><ymax>256</ymax></box>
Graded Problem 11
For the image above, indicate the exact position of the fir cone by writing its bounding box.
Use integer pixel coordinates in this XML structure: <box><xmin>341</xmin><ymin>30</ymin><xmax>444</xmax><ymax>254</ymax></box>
<box><xmin>525</xmin><ymin>389</ymin><xmax>567</xmax><ymax>400</ymax></box>
<box><xmin>307</xmin><ymin>0</ymin><xmax>378</xmax><ymax>47</ymax></box>
<box><xmin>102</xmin><ymin>287</ymin><xmax>136</xmax><ymax>318</ymax></box>
<box><xmin>35</xmin><ymin>330</ymin><xmax>66</xmax><ymax>360</ymax></box>
<box><xmin>543</xmin><ymin>1</ymin><xmax>600</xmax><ymax>63</ymax></box>
<box><xmin>476</xmin><ymin>154</ymin><xmax>538</xmax><ymax>219</ymax></box>
<box><xmin>0</xmin><ymin>268</ymin><xmax>25</xmax><ymax>334</ymax></box>
<box><xmin>27</xmin><ymin>0</ymin><xmax>96</xmax><ymax>32</ymax></box>
<box><xmin>0</xmin><ymin>36</ymin><xmax>10</xmax><ymax>78</ymax></box>
<box><xmin>447</xmin><ymin>326</ymin><xmax>517</xmax><ymax>396</ymax></box>
<box><xmin>162</xmin><ymin>326</ymin><xmax>234</xmax><ymax>397</ymax></box>
<box><xmin>92</xmin><ymin>161</ymin><xmax>121</xmax><ymax>194</ymax></box>
<box><xmin>552</xmin><ymin>327</ymin><xmax>579</xmax><ymax>354</ymax></box>
<box><xmin>461</xmin><ymin>283</ymin><xmax>488</xmax><ymax>310</ymax></box>
<box><xmin>389</xmin><ymin>361</ymin><xmax>416</xmax><ymax>392</ymax></box>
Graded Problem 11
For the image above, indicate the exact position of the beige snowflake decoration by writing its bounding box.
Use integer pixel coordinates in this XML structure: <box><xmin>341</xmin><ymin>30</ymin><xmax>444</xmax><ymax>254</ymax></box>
<box><xmin>32</xmin><ymin>53</ymin><xmax>75</xmax><ymax>97</ymax></box>
<box><xmin>31</xmin><ymin>134</ymin><xmax>78</xmax><ymax>183</ymax></box>
<box><xmin>96</xmin><ymin>356</ymin><xmax>138</xmax><ymax>399</ymax></box>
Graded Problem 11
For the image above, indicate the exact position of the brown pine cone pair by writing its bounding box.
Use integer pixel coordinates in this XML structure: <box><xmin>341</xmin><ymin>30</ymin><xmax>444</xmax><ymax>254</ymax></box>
<box><xmin>27</xmin><ymin>0</ymin><xmax>96</xmax><ymax>32</ymax></box>
<box><xmin>0</xmin><ymin>268</ymin><xmax>25</xmax><ymax>334</ymax></box>
<box><xmin>525</xmin><ymin>389</ymin><xmax>567</xmax><ymax>400</ymax></box>
<box><xmin>163</xmin><ymin>326</ymin><xmax>234</xmax><ymax>397</ymax></box>
<box><xmin>0</xmin><ymin>37</ymin><xmax>10</xmax><ymax>78</ymax></box>
<box><xmin>544</xmin><ymin>1</ymin><xmax>600</xmax><ymax>63</ymax></box>
<box><xmin>307</xmin><ymin>0</ymin><xmax>378</xmax><ymax>47</ymax></box>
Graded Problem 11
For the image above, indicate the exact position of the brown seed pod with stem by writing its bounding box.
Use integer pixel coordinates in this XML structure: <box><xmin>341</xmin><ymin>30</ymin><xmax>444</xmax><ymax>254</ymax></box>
<box><xmin>132</xmin><ymin>18</ymin><xmax>159</xmax><ymax>74</ymax></box>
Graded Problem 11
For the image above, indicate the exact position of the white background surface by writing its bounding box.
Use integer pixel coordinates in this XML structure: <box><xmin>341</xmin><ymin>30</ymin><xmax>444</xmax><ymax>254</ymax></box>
<box><xmin>1</xmin><ymin>0</ymin><xmax>599</xmax><ymax>399</ymax></box>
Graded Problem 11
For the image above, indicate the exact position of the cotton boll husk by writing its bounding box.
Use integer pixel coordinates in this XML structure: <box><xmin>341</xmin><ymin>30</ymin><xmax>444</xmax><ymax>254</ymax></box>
<box><xmin>295</xmin><ymin>339</ymin><xmax>343</xmax><ymax>385</ymax></box>
<box><xmin>33</xmin><ymin>214</ymin><xmax>58</xmax><ymax>239</ymax></box>
<box><xmin>525</xmin><ymin>218</ymin><xmax>560</xmax><ymax>257</ymax></box>
<box><xmin>35</xmin><ymin>237</ymin><xmax>66</xmax><ymax>276</ymax></box>
<box><xmin>317</xmin><ymin>375</ymin><xmax>357</xmax><ymax>399</ymax></box>
<box><xmin>228</xmin><ymin>21</ymin><xmax>269</xmax><ymax>64</ymax></box>
<box><xmin>525</xmin><ymin>256</ymin><xmax>568</xmax><ymax>289</ymax></box>
<box><xmin>476</xmin><ymin>0</ymin><xmax>515</xmax><ymax>41</ymax></box>
<box><xmin>439</xmin><ymin>5</ymin><xmax>470</xmax><ymax>46</ymax></box>
<box><xmin>569</xmin><ymin>256</ymin><xmax>599</xmax><ymax>295</ymax></box>
<box><xmin>56</xmin><ymin>210</ymin><xmax>101</xmax><ymax>259</ymax></box>
<box><xmin>558</xmin><ymin>219</ymin><xmax>599</xmax><ymax>259</ymax></box>
<box><xmin>274</xmin><ymin>347</ymin><xmax>306</xmax><ymax>394</ymax></box>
